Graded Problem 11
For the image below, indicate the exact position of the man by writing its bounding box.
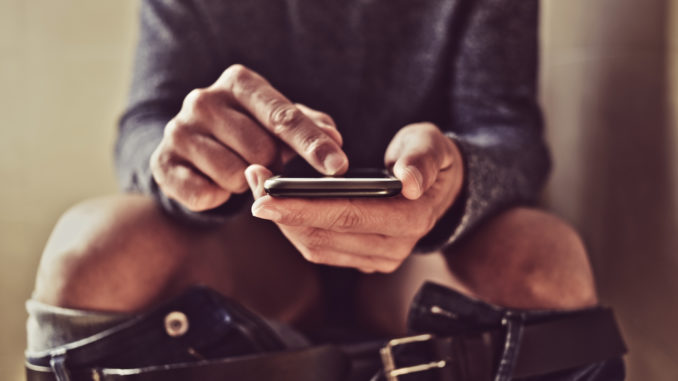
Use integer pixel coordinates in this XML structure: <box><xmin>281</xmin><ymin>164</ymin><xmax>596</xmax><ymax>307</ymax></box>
<box><xmin>27</xmin><ymin>0</ymin><xmax>624</xmax><ymax>379</ymax></box>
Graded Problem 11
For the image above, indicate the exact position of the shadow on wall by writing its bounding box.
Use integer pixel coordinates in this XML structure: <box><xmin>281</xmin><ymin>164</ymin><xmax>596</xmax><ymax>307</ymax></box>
<box><xmin>542</xmin><ymin>0</ymin><xmax>678</xmax><ymax>379</ymax></box>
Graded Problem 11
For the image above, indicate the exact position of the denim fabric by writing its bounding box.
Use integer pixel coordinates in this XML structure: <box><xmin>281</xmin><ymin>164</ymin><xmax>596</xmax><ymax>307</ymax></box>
<box><xmin>26</xmin><ymin>300</ymin><xmax>130</xmax><ymax>353</ymax></box>
<box><xmin>25</xmin><ymin>294</ymin><xmax>308</xmax><ymax>360</ymax></box>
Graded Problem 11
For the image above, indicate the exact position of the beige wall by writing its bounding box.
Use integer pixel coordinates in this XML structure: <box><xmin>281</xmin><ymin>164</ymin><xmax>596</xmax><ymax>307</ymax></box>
<box><xmin>0</xmin><ymin>1</ymin><xmax>676</xmax><ymax>380</ymax></box>
<box><xmin>0</xmin><ymin>1</ymin><xmax>138</xmax><ymax>379</ymax></box>
<box><xmin>671</xmin><ymin>1</ymin><xmax>678</xmax><ymax>192</ymax></box>
<box><xmin>542</xmin><ymin>0</ymin><xmax>678</xmax><ymax>379</ymax></box>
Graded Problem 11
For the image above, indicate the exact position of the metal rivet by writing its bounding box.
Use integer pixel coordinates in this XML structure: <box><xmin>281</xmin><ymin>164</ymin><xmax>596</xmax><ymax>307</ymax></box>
<box><xmin>164</xmin><ymin>311</ymin><xmax>189</xmax><ymax>337</ymax></box>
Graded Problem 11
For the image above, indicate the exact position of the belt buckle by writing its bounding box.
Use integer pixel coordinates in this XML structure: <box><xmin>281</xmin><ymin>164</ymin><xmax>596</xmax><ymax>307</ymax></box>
<box><xmin>379</xmin><ymin>333</ymin><xmax>448</xmax><ymax>381</ymax></box>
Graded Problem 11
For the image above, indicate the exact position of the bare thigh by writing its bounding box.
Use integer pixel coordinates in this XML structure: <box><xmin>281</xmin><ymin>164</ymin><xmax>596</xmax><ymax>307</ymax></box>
<box><xmin>355</xmin><ymin>207</ymin><xmax>598</xmax><ymax>336</ymax></box>
<box><xmin>33</xmin><ymin>194</ymin><xmax>323</xmax><ymax>325</ymax></box>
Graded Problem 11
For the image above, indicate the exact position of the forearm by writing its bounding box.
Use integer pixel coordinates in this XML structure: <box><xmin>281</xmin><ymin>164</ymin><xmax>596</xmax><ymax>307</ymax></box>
<box><xmin>116</xmin><ymin>0</ymin><xmax>250</xmax><ymax>224</ymax></box>
<box><xmin>415</xmin><ymin>0</ymin><xmax>550</xmax><ymax>252</ymax></box>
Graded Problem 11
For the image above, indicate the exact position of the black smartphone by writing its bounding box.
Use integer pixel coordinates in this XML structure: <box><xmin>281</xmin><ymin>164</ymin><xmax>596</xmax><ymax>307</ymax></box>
<box><xmin>264</xmin><ymin>168</ymin><xmax>402</xmax><ymax>198</ymax></box>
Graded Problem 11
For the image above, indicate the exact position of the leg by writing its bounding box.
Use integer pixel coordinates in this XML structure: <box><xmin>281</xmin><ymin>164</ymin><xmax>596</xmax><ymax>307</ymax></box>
<box><xmin>32</xmin><ymin>194</ymin><xmax>322</xmax><ymax>324</ymax></box>
<box><xmin>356</xmin><ymin>207</ymin><xmax>598</xmax><ymax>335</ymax></box>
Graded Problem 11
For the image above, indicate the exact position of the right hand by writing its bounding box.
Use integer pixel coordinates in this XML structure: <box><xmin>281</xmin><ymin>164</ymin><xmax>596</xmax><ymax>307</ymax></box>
<box><xmin>150</xmin><ymin>64</ymin><xmax>348</xmax><ymax>211</ymax></box>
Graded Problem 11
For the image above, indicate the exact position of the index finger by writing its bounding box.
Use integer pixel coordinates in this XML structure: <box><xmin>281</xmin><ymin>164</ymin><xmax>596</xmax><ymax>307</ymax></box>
<box><xmin>251</xmin><ymin>196</ymin><xmax>435</xmax><ymax>238</ymax></box>
<box><xmin>215</xmin><ymin>65</ymin><xmax>348</xmax><ymax>175</ymax></box>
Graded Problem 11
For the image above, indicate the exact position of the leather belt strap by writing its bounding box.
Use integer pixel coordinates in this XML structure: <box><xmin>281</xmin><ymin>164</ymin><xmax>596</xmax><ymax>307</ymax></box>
<box><xmin>513</xmin><ymin>308</ymin><xmax>626</xmax><ymax>378</ymax></box>
<box><xmin>26</xmin><ymin>345</ymin><xmax>348</xmax><ymax>381</ymax></box>
<box><xmin>378</xmin><ymin>308</ymin><xmax>626</xmax><ymax>381</ymax></box>
<box><xmin>26</xmin><ymin>308</ymin><xmax>626</xmax><ymax>381</ymax></box>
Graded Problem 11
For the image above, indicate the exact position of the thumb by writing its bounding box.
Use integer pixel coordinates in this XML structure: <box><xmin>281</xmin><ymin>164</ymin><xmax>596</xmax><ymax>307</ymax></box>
<box><xmin>244</xmin><ymin>164</ymin><xmax>274</xmax><ymax>199</ymax></box>
<box><xmin>385</xmin><ymin>123</ymin><xmax>454</xmax><ymax>200</ymax></box>
<box><xmin>392</xmin><ymin>160</ymin><xmax>427</xmax><ymax>200</ymax></box>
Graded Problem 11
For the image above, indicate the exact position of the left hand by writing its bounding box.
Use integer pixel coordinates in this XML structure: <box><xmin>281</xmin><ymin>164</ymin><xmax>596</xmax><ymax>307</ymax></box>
<box><xmin>245</xmin><ymin>122</ymin><xmax>464</xmax><ymax>273</ymax></box>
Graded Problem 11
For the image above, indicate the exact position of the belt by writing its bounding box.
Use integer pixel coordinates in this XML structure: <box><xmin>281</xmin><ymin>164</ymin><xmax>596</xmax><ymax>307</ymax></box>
<box><xmin>26</xmin><ymin>307</ymin><xmax>626</xmax><ymax>381</ymax></box>
<box><xmin>376</xmin><ymin>307</ymin><xmax>627</xmax><ymax>381</ymax></box>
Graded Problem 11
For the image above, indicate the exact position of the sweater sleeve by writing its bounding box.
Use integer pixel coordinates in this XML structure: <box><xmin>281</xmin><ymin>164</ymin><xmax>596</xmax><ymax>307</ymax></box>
<box><xmin>115</xmin><ymin>0</ymin><xmax>248</xmax><ymax>223</ymax></box>
<box><xmin>415</xmin><ymin>0</ymin><xmax>551</xmax><ymax>252</ymax></box>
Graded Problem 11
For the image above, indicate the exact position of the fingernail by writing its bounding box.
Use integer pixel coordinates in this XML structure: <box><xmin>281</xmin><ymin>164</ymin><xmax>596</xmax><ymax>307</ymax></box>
<box><xmin>252</xmin><ymin>205</ymin><xmax>282</xmax><ymax>221</ymax></box>
<box><xmin>323</xmin><ymin>152</ymin><xmax>347</xmax><ymax>175</ymax></box>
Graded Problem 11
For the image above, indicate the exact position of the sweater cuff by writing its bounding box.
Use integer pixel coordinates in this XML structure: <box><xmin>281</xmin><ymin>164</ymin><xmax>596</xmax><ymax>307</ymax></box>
<box><xmin>150</xmin><ymin>177</ymin><xmax>251</xmax><ymax>226</ymax></box>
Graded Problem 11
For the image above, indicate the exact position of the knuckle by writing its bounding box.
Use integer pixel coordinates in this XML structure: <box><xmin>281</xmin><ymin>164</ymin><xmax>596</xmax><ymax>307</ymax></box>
<box><xmin>223</xmin><ymin>64</ymin><xmax>250</xmax><ymax>86</ymax></box>
<box><xmin>169</xmin><ymin>168</ymin><xmax>197</xmax><ymax>204</ymax></box>
<box><xmin>149</xmin><ymin>148</ymin><xmax>166</xmax><ymax>174</ymax></box>
<box><xmin>269</xmin><ymin>104</ymin><xmax>305</xmax><ymax>135</ymax></box>
<box><xmin>163</xmin><ymin>121</ymin><xmax>195</xmax><ymax>154</ymax></box>
<box><xmin>304</xmin><ymin>229</ymin><xmax>331</xmax><ymax>251</ymax></box>
<box><xmin>172</xmin><ymin>165</ymin><xmax>193</xmax><ymax>185</ymax></box>
<box><xmin>333</xmin><ymin>205</ymin><xmax>363</xmax><ymax>231</ymax></box>
<box><xmin>149</xmin><ymin>151</ymin><xmax>160</xmax><ymax>173</ymax></box>
<box><xmin>149</xmin><ymin>154</ymin><xmax>165</xmax><ymax>185</ymax></box>
<box><xmin>376</xmin><ymin>261</ymin><xmax>397</xmax><ymax>274</ymax></box>
<box><xmin>304</xmin><ymin>249</ymin><xmax>328</xmax><ymax>265</ymax></box>
<box><xmin>184</xmin><ymin>88</ymin><xmax>213</xmax><ymax>113</ymax></box>
<box><xmin>184</xmin><ymin>196</ymin><xmax>217</xmax><ymax>212</ymax></box>
<box><xmin>223</xmin><ymin>64</ymin><xmax>257</xmax><ymax>98</ymax></box>
<box><xmin>150</xmin><ymin>144</ymin><xmax>176</xmax><ymax>175</ymax></box>
<box><xmin>382</xmin><ymin>261</ymin><xmax>401</xmax><ymax>273</ymax></box>
<box><xmin>182</xmin><ymin>196</ymin><xmax>203</xmax><ymax>212</ymax></box>
<box><xmin>164</xmin><ymin>119</ymin><xmax>186</xmax><ymax>142</ymax></box>
<box><xmin>279</xmin><ymin>210</ymin><xmax>305</xmax><ymax>226</ymax></box>
<box><xmin>302</xmin><ymin>135</ymin><xmax>329</xmax><ymax>160</ymax></box>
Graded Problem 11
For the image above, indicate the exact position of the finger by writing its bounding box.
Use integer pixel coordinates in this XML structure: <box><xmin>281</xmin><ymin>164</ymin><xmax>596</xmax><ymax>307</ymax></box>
<box><xmin>169</xmin><ymin>130</ymin><xmax>250</xmax><ymax>194</ymax></box>
<box><xmin>278</xmin><ymin>228</ymin><xmax>400</xmax><ymax>272</ymax></box>
<box><xmin>215</xmin><ymin>65</ymin><xmax>348</xmax><ymax>175</ymax></box>
<box><xmin>245</xmin><ymin>164</ymin><xmax>273</xmax><ymax>199</ymax></box>
<box><xmin>250</xmin><ymin>196</ymin><xmax>434</xmax><ymax>238</ymax></box>
<box><xmin>206</xmin><ymin>108</ymin><xmax>279</xmax><ymax>167</ymax></box>
<box><xmin>286</xmin><ymin>226</ymin><xmax>414</xmax><ymax>262</ymax></box>
<box><xmin>295</xmin><ymin>103</ymin><xmax>343</xmax><ymax>146</ymax></box>
<box><xmin>385</xmin><ymin>123</ymin><xmax>455</xmax><ymax>200</ymax></box>
<box><xmin>151</xmin><ymin>154</ymin><xmax>231</xmax><ymax>212</ymax></box>
<box><xmin>301</xmin><ymin>249</ymin><xmax>398</xmax><ymax>273</ymax></box>
<box><xmin>280</xmin><ymin>102</ymin><xmax>344</xmax><ymax>168</ymax></box>
<box><xmin>302</xmin><ymin>250</ymin><xmax>399</xmax><ymax>273</ymax></box>
<box><xmin>358</xmin><ymin>268</ymin><xmax>377</xmax><ymax>274</ymax></box>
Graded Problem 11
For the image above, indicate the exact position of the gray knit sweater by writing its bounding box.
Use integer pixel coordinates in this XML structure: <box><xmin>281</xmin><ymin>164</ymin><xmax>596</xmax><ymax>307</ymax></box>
<box><xmin>116</xmin><ymin>0</ymin><xmax>550</xmax><ymax>251</ymax></box>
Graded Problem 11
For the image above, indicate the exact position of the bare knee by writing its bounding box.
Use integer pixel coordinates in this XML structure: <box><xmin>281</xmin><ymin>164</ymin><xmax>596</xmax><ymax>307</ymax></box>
<box><xmin>33</xmin><ymin>194</ymin><xmax>192</xmax><ymax>312</ymax></box>
<box><xmin>32</xmin><ymin>195</ymin><xmax>324</xmax><ymax>326</ymax></box>
<box><xmin>449</xmin><ymin>207</ymin><xmax>598</xmax><ymax>310</ymax></box>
